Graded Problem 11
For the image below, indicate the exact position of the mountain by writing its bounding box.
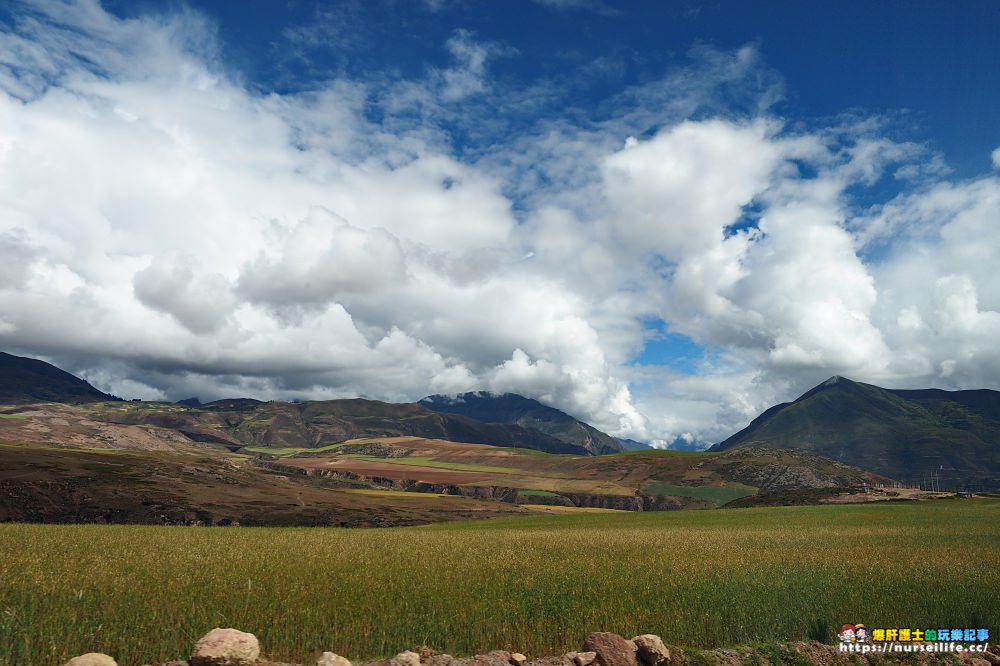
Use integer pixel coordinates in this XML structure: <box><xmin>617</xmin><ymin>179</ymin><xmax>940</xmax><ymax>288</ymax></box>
<box><xmin>711</xmin><ymin>376</ymin><xmax>1000</xmax><ymax>490</ymax></box>
<box><xmin>0</xmin><ymin>400</ymin><xmax>895</xmax><ymax>526</ymax></box>
<box><xmin>0</xmin><ymin>352</ymin><xmax>112</xmax><ymax>404</ymax></box>
<box><xmin>616</xmin><ymin>437</ymin><xmax>652</xmax><ymax>451</ymax></box>
<box><xmin>110</xmin><ymin>398</ymin><xmax>591</xmax><ymax>456</ymax></box>
<box><xmin>419</xmin><ymin>391</ymin><xmax>624</xmax><ymax>454</ymax></box>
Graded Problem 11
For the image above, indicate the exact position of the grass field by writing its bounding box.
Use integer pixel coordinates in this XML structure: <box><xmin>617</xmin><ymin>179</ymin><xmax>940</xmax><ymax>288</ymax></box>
<box><xmin>644</xmin><ymin>482</ymin><xmax>756</xmax><ymax>505</ymax></box>
<box><xmin>0</xmin><ymin>500</ymin><xmax>997</xmax><ymax>666</ymax></box>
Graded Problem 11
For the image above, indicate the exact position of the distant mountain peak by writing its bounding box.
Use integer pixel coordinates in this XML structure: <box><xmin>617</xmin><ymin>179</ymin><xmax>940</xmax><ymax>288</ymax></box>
<box><xmin>420</xmin><ymin>391</ymin><xmax>623</xmax><ymax>455</ymax></box>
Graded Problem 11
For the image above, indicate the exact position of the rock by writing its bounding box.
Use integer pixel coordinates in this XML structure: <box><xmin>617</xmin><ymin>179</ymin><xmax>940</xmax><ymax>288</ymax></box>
<box><xmin>190</xmin><ymin>627</ymin><xmax>260</xmax><ymax>666</ymax></box>
<box><xmin>631</xmin><ymin>635</ymin><xmax>670</xmax><ymax>666</ymax></box>
<box><xmin>64</xmin><ymin>654</ymin><xmax>117</xmax><ymax>666</ymax></box>
<box><xmin>574</xmin><ymin>652</ymin><xmax>597</xmax><ymax>666</ymax></box>
<box><xmin>983</xmin><ymin>653</ymin><xmax>1000</xmax><ymax>666</ymax></box>
<box><xmin>581</xmin><ymin>633</ymin><xmax>637</xmax><ymax>666</ymax></box>
<box><xmin>511</xmin><ymin>654</ymin><xmax>528</xmax><ymax>666</ymax></box>
<box><xmin>318</xmin><ymin>652</ymin><xmax>353</xmax><ymax>666</ymax></box>
<box><xmin>426</xmin><ymin>655</ymin><xmax>459</xmax><ymax>666</ymax></box>
<box><xmin>967</xmin><ymin>659</ymin><xmax>991</xmax><ymax>666</ymax></box>
<box><xmin>392</xmin><ymin>651</ymin><xmax>422</xmax><ymax>666</ymax></box>
<box><xmin>468</xmin><ymin>651</ymin><xmax>514</xmax><ymax>666</ymax></box>
<box><xmin>525</xmin><ymin>658</ymin><xmax>571</xmax><ymax>666</ymax></box>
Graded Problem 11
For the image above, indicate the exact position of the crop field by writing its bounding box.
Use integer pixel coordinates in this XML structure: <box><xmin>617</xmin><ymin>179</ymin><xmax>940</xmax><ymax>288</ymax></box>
<box><xmin>643</xmin><ymin>482</ymin><xmax>756</xmax><ymax>506</ymax></box>
<box><xmin>1</xmin><ymin>500</ymin><xmax>997</xmax><ymax>666</ymax></box>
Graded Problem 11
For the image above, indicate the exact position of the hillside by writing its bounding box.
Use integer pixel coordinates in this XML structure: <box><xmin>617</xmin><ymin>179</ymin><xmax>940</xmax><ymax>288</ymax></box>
<box><xmin>108</xmin><ymin>398</ymin><xmax>592</xmax><ymax>455</ymax></box>
<box><xmin>0</xmin><ymin>352</ymin><xmax>592</xmax><ymax>456</ymax></box>
<box><xmin>420</xmin><ymin>391</ymin><xmax>624</xmax><ymax>454</ymax></box>
<box><xmin>0</xmin><ymin>401</ymin><xmax>897</xmax><ymax>525</ymax></box>
<box><xmin>712</xmin><ymin>376</ymin><xmax>1000</xmax><ymax>490</ymax></box>
<box><xmin>0</xmin><ymin>352</ymin><xmax>111</xmax><ymax>404</ymax></box>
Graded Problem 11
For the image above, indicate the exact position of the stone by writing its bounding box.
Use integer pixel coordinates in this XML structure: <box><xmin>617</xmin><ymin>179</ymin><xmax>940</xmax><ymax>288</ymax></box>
<box><xmin>581</xmin><ymin>633</ymin><xmax>637</xmax><ymax>666</ymax></box>
<box><xmin>468</xmin><ymin>651</ymin><xmax>513</xmax><ymax>666</ymax></box>
<box><xmin>426</xmin><ymin>655</ymin><xmax>459</xmax><ymax>666</ymax></box>
<box><xmin>64</xmin><ymin>654</ymin><xmax>117</xmax><ymax>666</ymax></box>
<box><xmin>574</xmin><ymin>652</ymin><xmax>597</xmax><ymax>666</ymax></box>
<box><xmin>318</xmin><ymin>652</ymin><xmax>353</xmax><ymax>666</ymax></box>
<box><xmin>631</xmin><ymin>635</ymin><xmax>670</xmax><ymax>666</ymax></box>
<box><xmin>511</xmin><ymin>654</ymin><xmax>528</xmax><ymax>666</ymax></box>
<box><xmin>190</xmin><ymin>627</ymin><xmax>260</xmax><ymax>666</ymax></box>
<box><xmin>392</xmin><ymin>651</ymin><xmax>422</xmax><ymax>666</ymax></box>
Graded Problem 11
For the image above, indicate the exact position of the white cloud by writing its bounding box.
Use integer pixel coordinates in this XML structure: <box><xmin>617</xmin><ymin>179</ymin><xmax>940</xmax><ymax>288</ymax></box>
<box><xmin>237</xmin><ymin>208</ymin><xmax>408</xmax><ymax>313</ymax></box>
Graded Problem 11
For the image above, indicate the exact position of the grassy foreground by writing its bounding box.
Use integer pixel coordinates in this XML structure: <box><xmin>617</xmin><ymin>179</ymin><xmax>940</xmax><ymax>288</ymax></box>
<box><xmin>1</xmin><ymin>500</ymin><xmax>997</xmax><ymax>666</ymax></box>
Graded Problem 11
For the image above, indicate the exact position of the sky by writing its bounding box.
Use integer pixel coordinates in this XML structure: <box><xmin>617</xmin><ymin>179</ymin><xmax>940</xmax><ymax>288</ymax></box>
<box><xmin>2</xmin><ymin>0</ymin><xmax>1000</xmax><ymax>448</ymax></box>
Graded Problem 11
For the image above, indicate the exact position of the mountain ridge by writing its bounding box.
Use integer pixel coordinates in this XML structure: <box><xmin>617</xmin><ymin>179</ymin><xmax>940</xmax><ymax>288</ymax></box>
<box><xmin>419</xmin><ymin>391</ymin><xmax>624</xmax><ymax>455</ymax></box>
<box><xmin>711</xmin><ymin>375</ymin><xmax>1000</xmax><ymax>490</ymax></box>
<box><xmin>0</xmin><ymin>352</ymin><xmax>113</xmax><ymax>404</ymax></box>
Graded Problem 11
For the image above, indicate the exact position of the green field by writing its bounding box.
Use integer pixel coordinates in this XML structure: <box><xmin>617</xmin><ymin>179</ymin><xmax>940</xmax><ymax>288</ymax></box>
<box><xmin>0</xmin><ymin>500</ymin><xmax>997</xmax><ymax>666</ymax></box>
<box><xmin>644</xmin><ymin>482</ymin><xmax>756</xmax><ymax>505</ymax></box>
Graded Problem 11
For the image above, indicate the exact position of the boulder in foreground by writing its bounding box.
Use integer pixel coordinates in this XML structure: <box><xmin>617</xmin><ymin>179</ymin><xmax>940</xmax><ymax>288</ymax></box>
<box><xmin>64</xmin><ymin>654</ymin><xmax>117</xmax><ymax>666</ymax></box>
<box><xmin>190</xmin><ymin>627</ymin><xmax>260</xmax><ymax>666</ymax></box>
<box><xmin>581</xmin><ymin>633</ymin><xmax>636</xmax><ymax>666</ymax></box>
<box><xmin>319</xmin><ymin>653</ymin><xmax>353</xmax><ymax>666</ymax></box>
<box><xmin>631</xmin><ymin>635</ymin><xmax>670</xmax><ymax>666</ymax></box>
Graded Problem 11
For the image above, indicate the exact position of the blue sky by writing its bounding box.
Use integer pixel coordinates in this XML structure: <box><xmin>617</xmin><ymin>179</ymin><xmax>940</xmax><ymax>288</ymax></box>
<box><xmin>95</xmin><ymin>0</ymin><xmax>1000</xmax><ymax>175</ymax></box>
<box><xmin>2</xmin><ymin>0</ymin><xmax>1000</xmax><ymax>447</ymax></box>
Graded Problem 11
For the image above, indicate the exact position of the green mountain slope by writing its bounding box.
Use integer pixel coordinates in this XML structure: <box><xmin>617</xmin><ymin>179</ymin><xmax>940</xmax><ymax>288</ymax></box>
<box><xmin>711</xmin><ymin>376</ymin><xmax>1000</xmax><ymax>490</ymax></box>
<box><xmin>419</xmin><ymin>392</ymin><xmax>623</xmax><ymax>454</ymax></box>
<box><xmin>0</xmin><ymin>352</ymin><xmax>111</xmax><ymax>404</ymax></box>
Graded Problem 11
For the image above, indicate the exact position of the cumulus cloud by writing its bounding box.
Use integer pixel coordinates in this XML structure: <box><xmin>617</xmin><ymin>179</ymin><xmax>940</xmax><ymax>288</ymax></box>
<box><xmin>237</xmin><ymin>208</ymin><xmax>408</xmax><ymax>314</ymax></box>
<box><xmin>134</xmin><ymin>255</ymin><xmax>237</xmax><ymax>333</ymax></box>
<box><xmin>2</xmin><ymin>1</ymin><xmax>1000</xmax><ymax>447</ymax></box>
<box><xmin>0</xmin><ymin>230</ymin><xmax>39</xmax><ymax>289</ymax></box>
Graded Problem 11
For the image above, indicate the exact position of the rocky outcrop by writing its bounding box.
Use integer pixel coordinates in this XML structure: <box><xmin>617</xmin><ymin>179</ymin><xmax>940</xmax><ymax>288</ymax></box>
<box><xmin>249</xmin><ymin>458</ymin><xmax>309</xmax><ymax>476</ymax></box>
<box><xmin>513</xmin><ymin>494</ymin><xmax>576</xmax><ymax>508</ymax></box>
<box><xmin>335</xmin><ymin>442</ymin><xmax>410</xmax><ymax>458</ymax></box>
<box><xmin>564</xmin><ymin>495</ymin><xmax>646</xmax><ymax>512</ymax></box>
